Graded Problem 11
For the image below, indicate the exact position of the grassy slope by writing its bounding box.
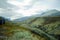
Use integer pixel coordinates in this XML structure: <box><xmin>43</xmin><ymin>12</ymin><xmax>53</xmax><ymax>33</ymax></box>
<box><xmin>0</xmin><ymin>21</ymin><xmax>47</xmax><ymax>40</ymax></box>
<box><xmin>21</xmin><ymin>16</ymin><xmax>60</xmax><ymax>39</ymax></box>
<box><xmin>0</xmin><ymin>16</ymin><xmax>60</xmax><ymax>40</ymax></box>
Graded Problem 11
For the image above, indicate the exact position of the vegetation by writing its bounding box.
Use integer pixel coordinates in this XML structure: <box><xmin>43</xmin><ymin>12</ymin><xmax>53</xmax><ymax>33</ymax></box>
<box><xmin>21</xmin><ymin>16</ymin><xmax>60</xmax><ymax>40</ymax></box>
<box><xmin>0</xmin><ymin>9</ymin><xmax>60</xmax><ymax>40</ymax></box>
<box><xmin>0</xmin><ymin>18</ymin><xmax>46</xmax><ymax>40</ymax></box>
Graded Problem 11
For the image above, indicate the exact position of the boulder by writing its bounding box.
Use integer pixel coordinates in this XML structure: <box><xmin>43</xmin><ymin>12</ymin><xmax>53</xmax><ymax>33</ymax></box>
<box><xmin>0</xmin><ymin>17</ymin><xmax>5</xmax><ymax>25</ymax></box>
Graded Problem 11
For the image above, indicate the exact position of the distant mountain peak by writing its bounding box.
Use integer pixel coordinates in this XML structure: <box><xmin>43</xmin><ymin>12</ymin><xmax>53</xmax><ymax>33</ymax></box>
<box><xmin>40</xmin><ymin>9</ymin><xmax>60</xmax><ymax>17</ymax></box>
<box><xmin>45</xmin><ymin>9</ymin><xmax>59</xmax><ymax>13</ymax></box>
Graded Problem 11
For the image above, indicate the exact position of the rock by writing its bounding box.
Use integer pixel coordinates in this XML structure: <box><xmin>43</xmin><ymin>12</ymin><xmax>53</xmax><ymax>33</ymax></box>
<box><xmin>0</xmin><ymin>17</ymin><xmax>5</xmax><ymax>25</ymax></box>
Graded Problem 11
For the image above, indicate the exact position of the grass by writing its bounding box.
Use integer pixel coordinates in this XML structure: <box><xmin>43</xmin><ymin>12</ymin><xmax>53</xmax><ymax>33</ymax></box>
<box><xmin>0</xmin><ymin>21</ymin><xmax>47</xmax><ymax>40</ymax></box>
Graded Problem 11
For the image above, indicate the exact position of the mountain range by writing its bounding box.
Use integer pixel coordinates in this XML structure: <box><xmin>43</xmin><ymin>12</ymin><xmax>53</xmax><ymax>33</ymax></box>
<box><xmin>14</xmin><ymin>9</ymin><xmax>60</xmax><ymax>22</ymax></box>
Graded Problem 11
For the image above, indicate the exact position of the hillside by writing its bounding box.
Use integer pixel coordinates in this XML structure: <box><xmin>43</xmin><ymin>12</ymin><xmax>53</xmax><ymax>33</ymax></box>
<box><xmin>19</xmin><ymin>9</ymin><xmax>60</xmax><ymax>40</ymax></box>
<box><xmin>21</xmin><ymin>16</ymin><xmax>60</xmax><ymax>40</ymax></box>
<box><xmin>0</xmin><ymin>17</ymin><xmax>47</xmax><ymax>40</ymax></box>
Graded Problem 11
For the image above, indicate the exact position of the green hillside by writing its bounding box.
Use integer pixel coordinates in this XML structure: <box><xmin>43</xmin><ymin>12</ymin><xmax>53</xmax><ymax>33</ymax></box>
<box><xmin>23</xmin><ymin>17</ymin><xmax>60</xmax><ymax>33</ymax></box>
<box><xmin>0</xmin><ymin>18</ymin><xmax>47</xmax><ymax>40</ymax></box>
<box><xmin>21</xmin><ymin>16</ymin><xmax>60</xmax><ymax>40</ymax></box>
<box><xmin>1</xmin><ymin>17</ymin><xmax>59</xmax><ymax>40</ymax></box>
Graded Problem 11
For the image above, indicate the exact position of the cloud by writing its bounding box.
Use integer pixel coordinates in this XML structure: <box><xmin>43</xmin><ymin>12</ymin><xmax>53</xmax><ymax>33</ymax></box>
<box><xmin>7</xmin><ymin>0</ymin><xmax>32</xmax><ymax>9</ymax></box>
<box><xmin>0</xmin><ymin>0</ymin><xmax>22</xmax><ymax>19</ymax></box>
<box><xmin>0</xmin><ymin>8</ymin><xmax>5</xmax><ymax>13</ymax></box>
<box><xmin>0</xmin><ymin>0</ymin><xmax>60</xmax><ymax>20</ymax></box>
<box><xmin>7</xmin><ymin>0</ymin><xmax>50</xmax><ymax>16</ymax></box>
<box><xmin>0</xmin><ymin>0</ymin><xmax>17</xmax><ymax>9</ymax></box>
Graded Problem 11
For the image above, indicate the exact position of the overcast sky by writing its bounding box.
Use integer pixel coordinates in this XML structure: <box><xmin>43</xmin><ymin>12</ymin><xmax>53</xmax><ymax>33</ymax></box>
<box><xmin>0</xmin><ymin>0</ymin><xmax>60</xmax><ymax>20</ymax></box>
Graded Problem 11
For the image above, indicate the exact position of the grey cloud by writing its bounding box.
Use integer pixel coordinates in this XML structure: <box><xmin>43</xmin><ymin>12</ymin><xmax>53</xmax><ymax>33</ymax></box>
<box><xmin>0</xmin><ymin>9</ymin><xmax>17</xmax><ymax>17</ymax></box>
<box><xmin>34</xmin><ymin>0</ymin><xmax>60</xmax><ymax>10</ymax></box>
<box><xmin>0</xmin><ymin>0</ymin><xmax>20</xmax><ymax>18</ymax></box>
<box><xmin>0</xmin><ymin>0</ymin><xmax>18</xmax><ymax>9</ymax></box>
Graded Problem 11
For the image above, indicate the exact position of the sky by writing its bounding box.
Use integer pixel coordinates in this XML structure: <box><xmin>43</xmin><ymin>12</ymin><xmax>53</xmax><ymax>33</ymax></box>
<box><xmin>0</xmin><ymin>0</ymin><xmax>60</xmax><ymax>20</ymax></box>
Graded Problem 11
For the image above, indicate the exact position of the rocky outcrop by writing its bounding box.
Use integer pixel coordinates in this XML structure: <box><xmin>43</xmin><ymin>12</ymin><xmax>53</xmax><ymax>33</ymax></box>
<box><xmin>0</xmin><ymin>17</ymin><xmax>5</xmax><ymax>25</ymax></box>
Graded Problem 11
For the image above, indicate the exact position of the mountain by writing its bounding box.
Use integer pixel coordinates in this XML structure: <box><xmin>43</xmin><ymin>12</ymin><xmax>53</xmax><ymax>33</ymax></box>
<box><xmin>22</xmin><ymin>16</ymin><xmax>60</xmax><ymax>39</ymax></box>
<box><xmin>13</xmin><ymin>9</ymin><xmax>60</xmax><ymax>22</ymax></box>
<box><xmin>20</xmin><ymin>9</ymin><xmax>60</xmax><ymax>23</ymax></box>
<box><xmin>13</xmin><ymin>16</ymin><xmax>31</xmax><ymax>23</ymax></box>
<box><xmin>40</xmin><ymin>9</ymin><xmax>60</xmax><ymax>16</ymax></box>
<box><xmin>20</xmin><ymin>9</ymin><xmax>60</xmax><ymax>40</ymax></box>
<box><xmin>33</xmin><ymin>9</ymin><xmax>60</xmax><ymax>17</ymax></box>
<box><xmin>13</xmin><ymin>9</ymin><xmax>60</xmax><ymax>36</ymax></box>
